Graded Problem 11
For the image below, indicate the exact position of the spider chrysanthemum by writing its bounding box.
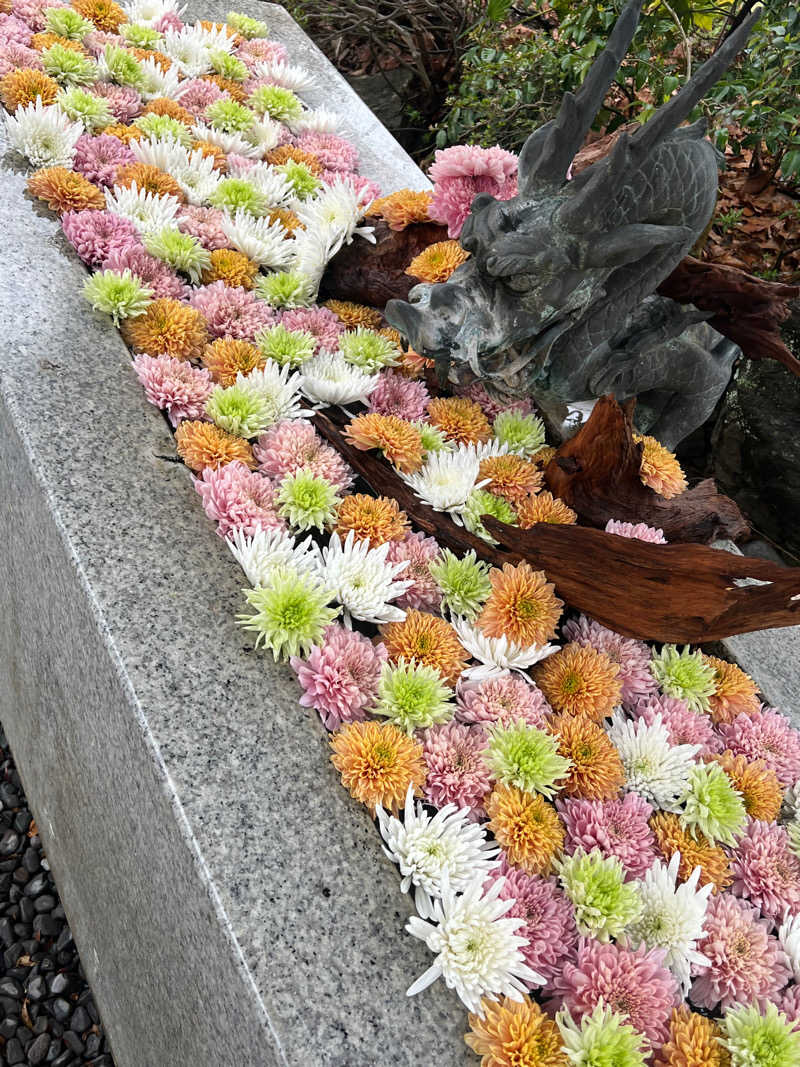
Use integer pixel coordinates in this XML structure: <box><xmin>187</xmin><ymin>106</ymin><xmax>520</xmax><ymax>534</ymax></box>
<box><xmin>338</xmin><ymin>327</ymin><xmax>399</xmax><ymax>373</ymax></box>
<box><xmin>517</xmin><ymin>490</ymin><xmax>577</xmax><ymax>528</ymax></box>
<box><xmin>122</xmin><ymin>297</ymin><xmax>208</xmax><ymax>360</ymax></box>
<box><xmin>334</xmin><ymin>493</ymin><xmax>408</xmax><ymax>548</ymax></box>
<box><xmin>711</xmin><ymin>750</ymin><xmax>782</xmax><ymax>821</ymax></box>
<box><xmin>381</xmin><ymin>610</ymin><xmax>468</xmax><ymax>687</ymax></box>
<box><xmin>478</xmin><ymin>562</ymin><xmax>563</xmax><ymax>649</ymax></box>
<box><xmin>533</xmin><ymin>643</ymin><xmax>621</xmax><ymax>721</ymax></box>
<box><xmin>493</xmin><ymin>410</ymin><xmax>546</xmax><ymax>457</ymax></box>
<box><xmin>344</xmin><ymin>413</ymin><xmax>424</xmax><ymax>474</ymax></box>
<box><xmin>557</xmin><ymin>848</ymin><xmax>642</xmax><ymax>942</ymax></box>
<box><xmin>330</xmin><ymin>719</ymin><xmax>425</xmax><ymax>815</ymax></box>
<box><xmin>201</xmin><ymin>248</ymin><xmax>260</xmax><ymax>289</ymax></box>
<box><xmin>635</xmin><ymin>434</ymin><xmax>687</xmax><ymax>498</ymax></box>
<box><xmin>201</xmin><ymin>338</ymin><xmax>265</xmax><ymax>386</ymax></box>
<box><xmin>323</xmin><ymin>299</ymin><xmax>382</xmax><ymax>330</ymax></box>
<box><xmin>654</xmin><ymin>1006</ymin><xmax>730</xmax><ymax>1067</ymax></box>
<box><xmin>463</xmin><ymin>488</ymin><xmax>517</xmax><ymax>544</ymax></box>
<box><xmin>1</xmin><ymin>67</ymin><xmax>59</xmax><ymax>108</ymax></box>
<box><xmin>679</xmin><ymin>761</ymin><xmax>746</xmax><ymax>846</ymax></box>
<box><xmin>238</xmin><ymin>570</ymin><xmax>338</xmax><ymax>661</ymax></box>
<box><xmin>427</xmin><ymin>395</ymin><xmax>491</xmax><ymax>445</ymax></box>
<box><xmin>486</xmin><ymin>721</ymin><xmax>571</xmax><ymax>799</ymax></box>
<box><xmin>557</xmin><ymin>1003</ymin><xmax>649</xmax><ymax>1067</ymax></box>
<box><xmin>704</xmin><ymin>655</ymin><xmax>761</xmax><ymax>725</ymax></box>
<box><xmin>478</xmin><ymin>454</ymin><xmax>542</xmax><ymax>506</ymax></box>
<box><xmin>466</xmin><ymin>996</ymin><xmax>568</xmax><ymax>1067</ymax></box>
<box><xmin>369</xmin><ymin>188</ymin><xmax>433</xmax><ymax>230</ymax></box>
<box><xmin>406</xmin><ymin>239</ymin><xmax>470</xmax><ymax>283</ymax></box>
<box><xmin>175</xmin><ymin>419</ymin><xmax>256</xmax><ymax>472</ymax></box>
<box><xmin>27</xmin><ymin>165</ymin><xmax>105</xmax><ymax>213</ymax></box>
<box><xmin>551</xmin><ymin>713</ymin><xmax>625</xmax><ymax>799</ymax></box>
<box><xmin>485</xmin><ymin>784</ymin><xmax>564</xmax><ymax>875</ymax></box>
<box><xmin>650</xmin><ymin>812</ymin><xmax>732</xmax><ymax>893</ymax></box>
<box><xmin>606</xmin><ymin>712</ymin><xmax>698</xmax><ymax>810</ymax></box>
<box><xmin>650</xmin><ymin>645</ymin><xmax>716</xmax><ymax>713</ymax></box>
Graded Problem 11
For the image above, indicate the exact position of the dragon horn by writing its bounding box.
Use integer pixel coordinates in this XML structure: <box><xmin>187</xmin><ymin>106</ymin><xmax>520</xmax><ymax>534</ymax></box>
<box><xmin>517</xmin><ymin>0</ymin><xmax>645</xmax><ymax>193</ymax></box>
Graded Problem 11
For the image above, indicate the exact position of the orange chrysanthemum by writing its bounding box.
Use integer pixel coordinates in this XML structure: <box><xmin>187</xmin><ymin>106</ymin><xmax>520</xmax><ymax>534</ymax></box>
<box><xmin>551</xmin><ymin>713</ymin><xmax>625</xmax><ymax>799</ymax></box>
<box><xmin>201</xmin><ymin>73</ymin><xmax>246</xmax><ymax>103</ymax></box>
<box><xmin>265</xmin><ymin>144</ymin><xmax>323</xmax><ymax>175</ymax></box>
<box><xmin>530</xmin><ymin>446</ymin><xmax>556</xmax><ymax>469</ymax></box>
<box><xmin>71</xmin><ymin>0</ymin><xmax>127</xmax><ymax>32</ymax></box>
<box><xmin>103</xmin><ymin>123</ymin><xmax>143</xmax><ymax>144</ymax></box>
<box><xmin>704</xmin><ymin>655</ymin><xmax>761</xmax><ymax>725</ymax></box>
<box><xmin>381</xmin><ymin>610</ymin><xmax>468</xmax><ymax>686</ymax></box>
<box><xmin>478</xmin><ymin>562</ymin><xmax>563</xmax><ymax>648</ymax></box>
<box><xmin>330</xmin><ymin>720</ymin><xmax>425</xmax><ymax>814</ymax></box>
<box><xmin>427</xmin><ymin>395</ymin><xmax>491</xmax><ymax>445</ymax></box>
<box><xmin>534</xmin><ymin>643</ymin><xmax>621</xmax><ymax>721</ymax></box>
<box><xmin>334</xmin><ymin>493</ymin><xmax>408</xmax><ymax>548</ymax></box>
<box><xmin>485</xmin><ymin>785</ymin><xmax>564</xmax><ymax>875</ymax></box>
<box><xmin>199</xmin><ymin>19</ymin><xmax>237</xmax><ymax>35</ymax></box>
<box><xmin>0</xmin><ymin>69</ymin><xmax>59</xmax><ymax>110</ymax></box>
<box><xmin>466</xmin><ymin>996</ymin><xmax>569</xmax><ymax>1067</ymax></box>
<box><xmin>142</xmin><ymin>97</ymin><xmax>195</xmax><ymax>125</ymax></box>
<box><xmin>343</xmin><ymin>413</ymin><xmax>424</xmax><ymax>474</ymax></box>
<box><xmin>27</xmin><ymin>167</ymin><xmax>105</xmax><ymax>214</ymax></box>
<box><xmin>406</xmin><ymin>239</ymin><xmax>470</xmax><ymax>283</ymax></box>
<box><xmin>711</xmin><ymin>751</ymin><xmax>782</xmax><ymax>821</ymax></box>
<box><xmin>129</xmin><ymin>47</ymin><xmax>172</xmax><ymax>72</ymax></box>
<box><xmin>30</xmin><ymin>32</ymin><xmax>85</xmax><ymax>52</ymax></box>
<box><xmin>517</xmin><ymin>490</ymin><xmax>577</xmax><ymax>529</ymax></box>
<box><xmin>114</xmin><ymin>162</ymin><xmax>185</xmax><ymax>201</ymax></box>
<box><xmin>201</xmin><ymin>248</ymin><xmax>260</xmax><ymax>290</ymax></box>
<box><xmin>191</xmin><ymin>140</ymin><xmax>228</xmax><ymax>173</ymax></box>
<box><xmin>121</xmin><ymin>298</ymin><xmax>208</xmax><ymax>361</ymax></box>
<box><xmin>201</xmin><ymin>339</ymin><xmax>265</xmax><ymax>386</ymax></box>
<box><xmin>267</xmin><ymin>206</ymin><xmax>302</xmax><ymax>235</ymax></box>
<box><xmin>654</xmin><ymin>1006</ymin><xmax>730</xmax><ymax>1067</ymax></box>
<box><xmin>650</xmin><ymin>813</ymin><xmax>732</xmax><ymax>893</ymax></box>
<box><xmin>323</xmin><ymin>299</ymin><xmax>383</xmax><ymax>330</ymax></box>
<box><xmin>635</xmin><ymin>434</ymin><xmax>687</xmax><ymax>498</ymax></box>
<box><xmin>478</xmin><ymin>454</ymin><xmax>543</xmax><ymax>506</ymax></box>
<box><xmin>369</xmin><ymin>188</ymin><xmax>433</xmax><ymax>230</ymax></box>
<box><xmin>394</xmin><ymin>346</ymin><xmax>433</xmax><ymax>379</ymax></box>
<box><xmin>175</xmin><ymin>420</ymin><xmax>256</xmax><ymax>472</ymax></box>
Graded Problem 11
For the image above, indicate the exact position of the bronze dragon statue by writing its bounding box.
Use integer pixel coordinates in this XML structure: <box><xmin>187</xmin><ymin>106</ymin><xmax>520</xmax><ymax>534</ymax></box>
<box><xmin>385</xmin><ymin>0</ymin><xmax>764</xmax><ymax>448</ymax></box>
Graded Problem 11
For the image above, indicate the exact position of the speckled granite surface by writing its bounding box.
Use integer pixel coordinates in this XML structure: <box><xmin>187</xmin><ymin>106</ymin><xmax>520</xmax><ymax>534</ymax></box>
<box><xmin>0</xmin><ymin>5</ymin><xmax>465</xmax><ymax>1066</ymax></box>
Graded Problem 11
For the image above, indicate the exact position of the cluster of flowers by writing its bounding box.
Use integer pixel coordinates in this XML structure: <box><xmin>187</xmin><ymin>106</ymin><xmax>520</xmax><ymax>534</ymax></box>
<box><xmin>4</xmin><ymin>4</ymin><xmax>800</xmax><ymax>1064</ymax></box>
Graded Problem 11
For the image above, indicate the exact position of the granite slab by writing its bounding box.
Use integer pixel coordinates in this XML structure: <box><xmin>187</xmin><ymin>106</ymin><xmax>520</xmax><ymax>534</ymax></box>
<box><xmin>0</xmin><ymin>5</ymin><xmax>464</xmax><ymax>1066</ymax></box>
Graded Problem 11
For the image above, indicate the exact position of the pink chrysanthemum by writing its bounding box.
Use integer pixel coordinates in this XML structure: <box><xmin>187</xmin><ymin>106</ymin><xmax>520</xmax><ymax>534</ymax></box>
<box><xmin>385</xmin><ymin>531</ymin><xmax>441</xmax><ymax>612</ymax></box>
<box><xmin>775</xmin><ymin>984</ymin><xmax>800</xmax><ymax>1030</ymax></box>
<box><xmin>731</xmin><ymin>819</ymin><xmax>800</xmax><ymax>923</ymax></box>
<box><xmin>321</xmin><ymin>170</ymin><xmax>381</xmax><ymax>203</ymax></box>
<box><xmin>633</xmin><ymin>693</ymin><xmax>722</xmax><ymax>756</ymax></box>
<box><xmin>556</xmin><ymin>794</ymin><xmax>657</xmax><ymax>880</ymax></box>
<box><xmin>73</xmin><ymin>133</ymin><xmax>135</xmax><ymax>187</ymax></box>
<box><xmin>190</xmin><ymin>282</ymin><xmax>275</xmax><ymax>341</ymax></box>
<box><xmin>368</xmin><ymin>370</ymin><xmax>430</xmax><ymax>421</ymax></box>
<box><xmin>62</xmin><ymin>208</ymin><xmax>141</xmax><ymax>267</ymax></box>
<box><xmin>194</xmin><ymin>461</ymin><xmax>286</xmax><ymax>538</ymax></box>
<box><xmin>290</xmin><ymin>624</ymin><xmax>387</xmax><ymax>731</ymax></box>
<box><xmin>428</xmin><ymin>145</ymin><xmax>518</xmax><ymax>238</ymax></box>
<box><xmin>252</xmin><ymin>418</ymin><xmax>353</xmax><ymax>490</ymax></box>
<box><xmin>429</xmin><ymin>144</ymin><xmax>519</xmax><ymax>185</ymax></box>
<box><xmin>151</xmin><ymin>10</ymin><xmax>183</xmax><ymax>32</ymax></box>
<box><xmin>103</xmin><ymin>245</ymin><xmax>190</xmax><ymax>301</ymax></box>
<box><xmin>690</xmin><ymin>892</ymin><xmax>791</xmax><ymax>1011</ymax></box>
<box><xmin>547</xmin><ymin>937</ymin><xmax>679</xmax><ymax>1047</ymax></box>
<box><xmin>455</xmin><ymin>380</ymin><xmax>531</xmax><ymax>421</ymax></box>
<box><xmin>0</xmin><ymin>42</ymin><xmax>41</xmax><ymax>75</ymax></box>
<box><xmin>456</xmin><ymin>672</ymin><xmax>551</xmax><ymax>728</ymax></box>
<box><xmin>83</xmin><ymin>31</ymin><xmax>123</xmax><ymax>57</ymax></box>
<box><xmin>279</xmin><ymin>306</ymin><xmax>343</xmax><ymax>354</ymax></box>
<box><xmin>294</xmin><ymin>131</ymin><xmax>359</xmax><ymax>173</ymax></box>
<box><xmin>486</xmin><ymin>862</ymin><xmax>578</xmax><ymax>986</ymax></box>
<box><xmin>89</xmin><ymin>80</ymin><xmax>142</xmax><ymax>123</ymax></box>
<box><xmin>421</xmin><ymin>720</ymin><xmax>492</xmax><ymax>816</ymax></box>
<box><xmin>717</xmin><ymin>707</ymin><xmax>800</xmax><ymax>789</ymax></box>
<box><xmin>226</xmin><ymin>152</ymin><xmax>257</xmax><ymax>173</ymax></box>
<box><xmin>176</xmin><ymin>205</ymin><xmax>230</xmax><ymax>252</ymax></box>
<box><xmin>0</xmin><ymin>13</ymin><xmax>32</xmax><ymax>45</ymax></box>
<box><xmin>236</xmin><ymin>37</ymin><xmax>288</xmax><ymax>68</ymax></box>
<box><xmin>11</xmin><ymin>0</ymin><xmax>66</xmax><ymax>32</ymax></box>
<box><xmin>562</xmin><ymin>614</ymin><xmax>657</xmax><ymax>706</ymax></box>
<box><xmin>605</xmin><ymin>518</ymin><xmax>668</xmax><ymax>543</ymax></box>
<box><xmin>132</xmin><ymin>353</ymin><xmax>213</xmax><ymax>427</ymax></box>
<box><xmin>173</xmin><ymin>77</ymin><xmax>228</xmax><ymax>118</ymax></box>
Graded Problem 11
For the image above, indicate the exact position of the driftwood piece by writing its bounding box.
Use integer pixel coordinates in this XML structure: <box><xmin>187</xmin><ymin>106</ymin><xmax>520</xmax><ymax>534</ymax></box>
<box><xmin>312</xmin><ymin>408</ymin><xmax>800</xmax><ymax>643</ymax></box>
<box><xmin>544</xmin><ymin>396</ymin><xmax>749</xmax><ymax>544</ymax></box>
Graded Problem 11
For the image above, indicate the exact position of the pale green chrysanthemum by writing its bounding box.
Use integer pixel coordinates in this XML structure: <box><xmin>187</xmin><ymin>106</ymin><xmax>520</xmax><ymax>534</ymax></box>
<box><xmin>486</xmin><ymin>720</ymin><xmax>571</xmax><ymax>798</ymax></box>
<box><xmin>679</xmin><ymin>762</ymin><xmax>747</xmax><ymax>846</ymax></box>
<box><xmin>143</xmin><ymin>227</ymin><xmax>211</xmax><ymax>284</ymax></box>
<box><xmin>650</xmin><ymin>644</ymin><xmax>716</xmax><ymax>713</ymax></box>
<box><xmin>56</xmin><ymin>87</ymin><xmax>112</xmax><ymax>131</ymax></box>
<box><xmin>119</xmin><ymin>23</ymin><xmax>163</xmax><ymax>49</ymax></box>
<box><xmin>429</xmin><ymin>548</ymin><xmax>491</xmax><ymax>621</ymax></box>
<box><xmin>209</xmin><ymin>49</ymin><xmax>249</xmax><ymax>82</ymax></box>
<box><xmin>133</xmin><ymin>113</ymin><xmax>193</xmax><ymax>147</ymax></box>
<box><xmin>255</xmin><ymin>323</ymin><xmax>316</xmax><ymax>367</ymax></box>
<box><xmin>102</xmin><ymin>44</ymin><xmax>145</xmax><ymax>90</ymax></box>
<box><xmin>204</xmin><ymin>97</ymin><xmax>255</xmax><ymax>134</ymax></box>
<box><xmin>83</xmin><ymin>269</ymin><xmax>153</xmax><ymax>325</ymax></box>
<box><xmin>558</xmin><ymin>849</ymin><xmax>642</xmax><ymax>942</ymax></box>
<box><xmin>557</xmin><ymin>1003</ymin><xmax>649</xmax><ymax>1067</ymax></box>
<box><xmin>275</xmin><ymin>159</ymin><xmax>320</xmax><ymax>201</ymax></box>
<box><xmin>493</xmin><ymin>410</ymin><xmax>546</xmax><ymax>457</ymax></box>
<box><xmin>44</xmin><ymin>7</ymin><xmax>94</xmax><ymax>40</ymax></box>
<box><xmin>209</xmin><ymin>177</ymin><xmax>269</xmax><ymax>217</ymax></box>
<box><xmin>338</xmin><ymin>328</ymin><xmax>399</xmax><ymax>373</ymax></box>
<box><xmin>372</xmin><ymin>658</ymin><xmax>455</xmax><ymax>735</ymax></box>
<box><xmin>206</xmin><ymin>381</ymin><xmax>278</xmax><ymax>439</ymax></box>
<box><xmin>42</xmin><ymin>43</ymin><xmax>97</xmax><ymax>86</ymax></box>
<box><xmin>415</xmin><ymin>421</ymin><xmax>451</xmax><ymax>454</ymax></box>
<box><xmin>254</xmin><ymin>269</ymin><xmax>314</xmax><ymax>309</ymax></box>
<box><xmin>237</xmin><ymin>571</ymin><xmax>339</xmax><ymax>660</ymax></box>
<box><xmin>226</xmin><ymin>11</ymin><xmax>268</xmax><ymax>39</ymax></box>
<box><xmin>249</xmin><ymin>84</ymin><xmax>303</xmax><ymax>122</ymax></box>
<box><xmin>788</xmin><ymin>815</ymin><xmax>800</xmax><ymax>859</ymax></box>
<box><xmin>463</xmin><ymin>488</ymin><xmax>517</xmax><ymax>544</ymax></box>
<box><xmin>275</xmin><ymin>469</ymin><xmax>340</xmax><ymax>532</ymax></box>
<box><xmin>721</xmin><ymin>1001</ymin><xmax>800</xmax><ymax>1067</ymax></box>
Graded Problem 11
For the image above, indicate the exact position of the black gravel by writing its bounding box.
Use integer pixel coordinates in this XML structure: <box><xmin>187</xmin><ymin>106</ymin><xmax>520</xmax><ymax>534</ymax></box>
<box><xmin>0</xmin><ymin>727</ymin><xmax>115</xmax><ymax>1067</ymax></box>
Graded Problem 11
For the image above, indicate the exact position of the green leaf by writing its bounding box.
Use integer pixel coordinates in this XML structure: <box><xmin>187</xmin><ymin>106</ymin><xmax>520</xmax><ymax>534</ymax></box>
<box><xmin>487</xmin><ymin>0</ymin><xmax>512</xmax><ymax>22</ymax></box>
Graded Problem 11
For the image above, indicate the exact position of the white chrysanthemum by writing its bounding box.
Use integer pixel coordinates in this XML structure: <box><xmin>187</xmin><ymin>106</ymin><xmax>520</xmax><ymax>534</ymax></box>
<box><xmin>130</xmin><ymin>134</ymin><xmax>187</xmax><ymax>172</ymax></box>
<box><xmin>286</xmin><ymin>223</ymin><xmax>334</xmax><ymax>298</ymax></box>
<box><xmin>293</xmin><ymin>178</ymin><xmax>374</xmax><ymax>256</ymax></box>
<box><xmin>252</xmin><ymin>59</ymin><xmax>315</xmax><ymax>93</ymax></box>
<box><xmin>104</xmin><ymin>183</ymin><xmax>180</xmax><ymax>233</ymax></box>
<box><xmin>299</xmin><ymin>351</ymin><xmax>379</xmax><ymax>408</ymax></box>
<box><xmin>228</xmin><ymin>160</ymin><xmax>292</xmax><ymax>207</ymax></box>
<box><xmin>122</xmin><ymin>0</ymin><xmax>185</xmax><ymax>25</ymax></box>
<box><xmin>778</xmin><ymin>910</ymin><xmax>800</xmax><ymax>982</ymax></box>
<box><xmin>238</xmin><ymin>361</ymin><xmax>310</xmax><ymax>425</ymax></box>
<box><xmin>4</xmin><ymin>100</ymin><xmax>83</xmax><ymax>168</ymax></box>
<box><xmin>189</xmin><ymin>121</ymin><xmax>262</xmax><ymax>158</ymax></box>
<box><xmin>226</xmin><ymin>527</ymin><xmax>318</xmax><ymax>588</ymax></box>
<box><xmin>400</xmin><ymin>445</ymin><xmax>487</xmax><ymax>521</ymax></box>
<box><xmin>317</xmin><ymin>530</ymin><xmax>411</xmax><ymax>625</ymax></box>
<box><xmin>131</xmin><ymin>139</ymin><xmax>218</xmax><ymax>204</ymax></box>
<box><xmin>243</xmin><ymin>117</ymin><xmax>283</xmax><ymax>154</ymax></box>
<box><xmin>607</xmin><ymin>711</ymin><xmax>699</xmax><ymax>812</ymax></box>
<box><xmin>406</xmin><ymin>875</ymin><xmax>541</xmax><ymax>1014</ymax></box>
<box><xmin>290</xmin><ymin>108</ymin><xmax>344</xmax><ymax>136</ymax></box>
<box><xmin>781</xmin><ymin>782</ymin><xmax>800</xmax><ymax>824</ymax></box>
<box><xmin>626</xmin><ymin>853</ymin><xmax>711</xmax><ymax>995</ymax></box>
<box><xmin>377</xmin><ymin>784</ymin><xmax>500</xmax><ymax>921</ymax></box>
<box><xmin>221</xmin><ymin>210</ymin><xmax>292</xmax><ymax>269</ymax></box>
<box><xmin>137</xmin><ymin>56</ymin><xmax>180</xmax><ymax>100</ymax></box>
<box><xmin>451</xmin><ymin>617</ymin><xmax>558</xmax><ymax>681</ymax></box>
<box><xmin>161</xmin><ymin>24</ymin><xmax>232</xmax><ymax>77</ymax></box>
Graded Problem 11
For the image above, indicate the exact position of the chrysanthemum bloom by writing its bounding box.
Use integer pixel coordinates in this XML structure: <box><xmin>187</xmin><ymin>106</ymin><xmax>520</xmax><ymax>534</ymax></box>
<box><xmin>776</xmin><ymin>981</ymin><xmax>800</xmax><ymax>1027</ymax></box>
<box><xmin>406</xmin><ymin>240</ymin><xmax>470</xmax><ymax>284</ymax></box>
<box><xmin>605</xmin><ymin>518</ymin><xmax>668</xmax><ymax>543</ymax></box>
<box><xmin>465</xmin><ymin>995</ymin><xmax>569</xmax><ymax>1067</ymax></box>
<box><xmin>634</xmin><ymin>693</ymin><xmax>721</xmax><ymax>756</ymax></box>
<box><xmin>563</xmin><ymin>615</ymin><xmax>656</xmax><ymax>708</ymax></box>
<box><xmin>61</xmin><ymin>207</ymin><xmax>139</xmax><ymax>265</ymax></box>
<box><xmin>142</xmin><ymin>96</ymin><xmax>194</xmax><ymax>125</ymax></box>
<box><xmin>557</xmin><ymin>794</ymin><xmax>656</xmax><ymax>879</ymax></box>
<box><xmin>175</xmin><ymin>420</ymin><xmax>255</xmax><ymax>473</ymax></box>
<box><xmin>0</xmin><ymin>42</ymin><xmax>43</xmax><ymax>77</ymax></box>
<box><xmin>731</xmin><ymin>818</ymin><xmax>800</xmax><ymax>922</ymax></box>
<box><xmin>517</xmin><ymin>490</ymin><xmax>577</xmax><ymax>528</ymax></box>
<box><xmin>384</xmin><ymin>531</ymin><xmax>441</xmax><ymax>613</ymax></box>
<box><xmin>680</xmin><ymin>761</ymin><xmax>746</xmax><ymax>846</ymax></box>
<box><xmin>703</xmin><ymin>655</ymin><xmax>761</xmax><ymax>725</ymax></box>
<box><xmin>114</xmin><ymin>161</ymin><xmax>185</xmax><ymax>202</ymax></box>
<box><xmin>721</xmin><ymin>1002</ymin><xmax>800</xmax><ymax>1067</ymax></box>
<box><xmin>486</xmin><ymin>720</ymin><xmax>571</xmax><ymax>799</ymax></box>
<box><xmin>421</xmin><ymin>720</ymin><xmax>491</xmax><ymax>816</ymax></box>
<box><xmin>71</xmin><ymin>0</ymin><xmax>125</xmax><ymax>32</ymax></box>
<box><xmin>27</xmin><ymin>165</ymin><xmax>104</xmax><ymax>213</ymax></box>
<box><xmin>198</xmin><ymin>248</ymin><xmax>259</xmax><ymax>290</ymax></box>
<box><xmin>650</xmin><ymin>644</ymin><xmax>716</xmax><ymax>714</ymax></box>
<box><xmin>72</xmin><ymin>131</ymin><xmax>134</xmax><ymax>186</ymax></box>
<box><xmin>238</xmin><ymin>569</ymin><xmax>338</xmax><ymax>661</ymax></box>
<box><xmin>368</xmin><ymin>188</ymin><xmax>433</xmax><ymax>230</ymax></box>
<box><xmin>31</xmin><ymin>31</ymin><xmax>85</xmax><ymax>51</ymax></box>
<box><xmin>89</xmin><ymin>81</ymin><xmax>141</xmax><ymax>122</ymax></box>
<box><xmin>266</xmin><ymin>204</ymin><xmax>301</xmax><ymax>234</ymax></box>
<box><xmin>394</xmin><ymin>345</ymin><xmax>432</xmax><ymax>379</ymax></box>
<box><xmin>323</xmin><ymin>299</ymin><xmax>382</xmax><ymax>331</ymax></box>
<box><xmin>263</xmin><ymin>144</ymin><xmax>321</xmax><ymax>175</ymax></box>
<box><xmin>334</xmin><ymin>493</ymin><xmax>408</xmax><ymax>548</ymax></box>
<box><xmin>101</xmin><ymin>122</ymin><xmax>143</xmax><ymax>144</ymax></box>
<box><xmin>690</xmin><ymin>891</ymin><xmax>791</xmax><ymax>1011</ymax></box>
<box><xmin>192</xmin><ymin>139</ymin><xmax>228</xmax><ymax>173</ymax></box>
<box><xmin>367</xmin><ymin>369</ymin><xmax>429</xmax><ymax>423</ymax></box>
<box><xmin>456</xmin><ymin>672</ymin><xmax>550</xmax><ymax>729</ymax></box>
<box><xmin>711</xmin><ymin>751</ymin><xmax>782</xmax><ymax>821</ymax></box>
<box><xmin>427</xmin><ymin>395</ymin><xmax>491</xmax><ymax>445</ymax></box>
<box><xmin>189</xmin><ymin>282</ymin><xmax>275</xmax><ymax>341</ymax></box>
<box><xmin>608</xmin><ymin>711</ymin><xmax>698</xmax><ymax>810</ymax></box>
<box><xmin>478</xmin><ymin>562</ymin><xmax>562</xmax><ymax>650</ymax></box>
<box><xmin>253</xmin><ymin>418</ymin><xmax>352</xmax><ymax>490</ymax></box>
<box><xmin>200</xmin><ymin>338</ymin><xmax>264</xmax><ymax>386</ymax></box>
<box><xmin>456</xmin><ymin>380</ymin><xmax>531</xmax><ymax>422</ymax></box>
<box><xmin>194</xmin><ymin>461</ymin><xmax>285</xmax><ymax>538</ymax></box>
<box><xmin>102</xmin><ymin>245</ymin><xmax>189</xmax><ymax>301</ymax></box>
<box><xmin>428</xmin><ymin>144</ymin><xmax>518</xmax><ymax>238</ymax></box>
<box><xmin>0</xmin><ymin>11</ymin><xmax>31</xmax><ymax>44</ymax></box>
<box><xmin>380</xmin><ymin>609</ymin><xmax>468</xmax><ymax>687</ymax></box>
<box><xmin>280</xmin><ymin>305</ymin><xmax>343</xmax><ymax>353</ymax></box>
<box><xmin>551</xmin><ymin>713</ymin><xmax>625</xmax><ymax>800</ymax></box>
<box><xmin>635</xmin><ymin>434</ymin><xmax>687</xmax><ymax>498</ymax></box>
<box><xmin>654</xmin><ymin>1006</ymin><xmax>730</xmax><ymax>1067</ymax></box>
<box><xmin>557</xmin><ymin>848</ymin><xmax>643</xmax><ymax>942</ymax></box>
<box><xmin>122</xmin><ymin>297</ymin><xmax>208</xmax><ymax>361</ymax></box>
<box><xmin>293</xmin><ymin>131</ymin><xmax>358</xmax><ymax>173</ymax></box>
<box><xmin>718</xmin><ymin>707</ymin><xmax>800</xmax><ymax>789</ymax></box>
<box><xmin>485</xmin><ymin>785</ymin><xmax>564</xmax><ymax>875</ymax></box>
<box><xmin>534</xmin><ymin>643</ymin><xmax>621</xmax><ymax>721</ymax></box>
<box><xmin>132</xmin><ymin>353</ymin><xmax>212</xmax><ymax>427</ymax></box>
<box><xmin>344</xmin><ymin>413</ymin><xmax>424</xmax><ymax>474</ymax></box>
<box><xmin>176</xmin><ymin>204</ymin><xmax>229</xmax><ymax>251</ymax></box>
<box><xmin>0</xmin><ymin>66</ymin><xmax>57</xmax><ymax>107</ymax></box>
<box><xmin>650</xmin><ymin>812</ymin><xmax>732</xmax><ymax>893</ymax></box>
<box><xmin>478</xmin><ymin>454</ymin><xmax>542</xmax><ymax>508</ymax></box>
<box><xmin>330</xmin><ymin>719</ymin><xmax>425</xmax><ymax>814</ymax></box>
<box><xmin>547</xmin><ymin>937</ymin><xmax>678</xmax><ymax>1047</ymax></box>
<box><xmin>290</xmin><ymin>623</ymin><xmax>387</xmax><ymax>731</ymax></box>
<box><xmin>174</xmin><ymin>76</ymin><xmax>227</xmax><ymax>118</ymax></box>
